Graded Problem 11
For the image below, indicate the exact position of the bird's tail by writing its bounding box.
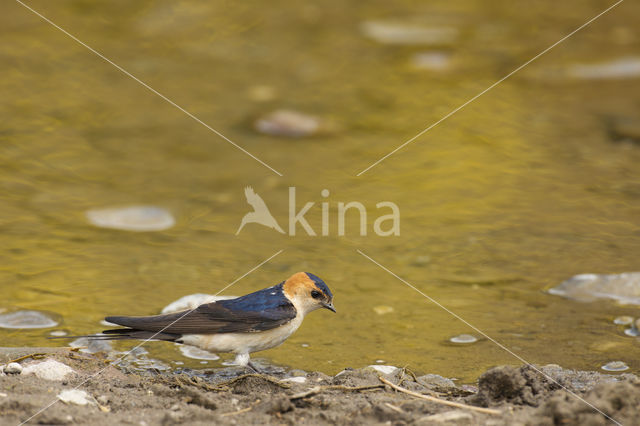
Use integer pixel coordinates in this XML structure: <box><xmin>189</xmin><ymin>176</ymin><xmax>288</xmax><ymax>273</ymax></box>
<box><xmin>48</xmin><ymin>329</ymin><xmax>180</xmax><ymax>342</ymax></box>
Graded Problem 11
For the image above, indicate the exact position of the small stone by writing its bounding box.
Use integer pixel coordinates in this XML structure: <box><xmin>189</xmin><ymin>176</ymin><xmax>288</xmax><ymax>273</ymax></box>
<box><xmin>49</xmin><ymin>330</ymin><xmax>68</xmax><ymax>337</ymax></box>
<box><xmin>0</xmin><ymin>392</ymin><xmax>7</xmax><ymax>397</ymax></box>
<box><xmin>57</xmin><ymin>389</ymin><xmax>93</xmax><ymax>406</ymax></box>
<box><xmin>417</xmin><ymin>374</ymin><xmax>457</xmax><ymax>391</ymax></box>
<box><xmin>86</xmin><ymin>206</ymin><xmax>175</xmax><ymax>232</ymax></box>
<box><xmin>366</xmin><ymin>365</ymin><xmax>398</xmax><ymax>375</ymax></box>
<box><xmin>412</xmin><ymin>51</ymin><xmax>451</xmax><ymax>71</ymax></box>
<box><xmin>373</xmin><ymin>306</ymin><xmax>394</xmax><ymax>315</ymax></box>
<box><xmin>254</xmin><ymin>110</ymin><xmax>321</xmax><ymax>138</ymax></box>
<box><xmin>450</xmin><ymin>334</ymin><xmax>477</xmax><ymax>344</ymax></box>
<box><xmin>418</xmin><ymin>410</ymin><xmax>473</xmax><ymax>424</ymax></box>
<box><xmin>170</xmin><ymin>404</ymin><xmax>180</xmax><ymax>411</ymax></box>
<box><xmin>96</xmin><ymin>395</ymin><xmax>109</xmax><ymax>405</ymax></box>
<box><xmin>601</xmin><ymin>361</ymin><xmax>629</xmax><ymax>372</ymax></box>
<box><xmin>360</xmin><ymin>21</ymin><xmax>458</xmax><ymax>46</ymax></box>
<box><xmin>70</xmin><ymin>337</ymin><xmax>112</xmax><ymax>354</ymax></box>
<box><xmin>22</xmin><ymin>359</ymin><xmax>75</xmax><ymax>381</ymax></box>
<box><xmin>613</xmin><ymin>316</ymin><xmax>634</xmax><ymax>325</ymax></box>
<box><xmin>301</xmin><ymin>343</ymin><xmax>310</xmax><ymax>348</ymax></box>
<box><xmin>3</xmin><ymin>362</ymin><xmax>23</xmax><ymax>374</ymax></box>
<box><xmin>624</xmin><ymin>327</ymin><xmax>640</xmax><ymax>337</ymax></box>
<box><xmin>568</xmin><ymin>57</ymin><xmax>640</xmax><ymax>80</ymax></box>
<box><xmin>0</xmin><ymin>310</ymin><xmax>59</xmax><ymax>329</ymax></box>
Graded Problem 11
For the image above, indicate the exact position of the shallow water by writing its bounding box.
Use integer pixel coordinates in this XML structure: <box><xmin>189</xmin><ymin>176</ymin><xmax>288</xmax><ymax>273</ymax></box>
<box><xmin>1</xmin><ymin>1</ymin><xmax>640</xmax><ymax>382</ymax></box>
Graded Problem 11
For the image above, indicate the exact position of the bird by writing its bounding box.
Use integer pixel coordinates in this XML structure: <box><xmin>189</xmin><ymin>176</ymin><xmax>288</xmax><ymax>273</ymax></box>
<box><xmin>236</xmin><ymin>186</ymin><xmax>285</xmax><ymax>235</ymax></box>
<box><xmin>76</xmin><ymin>272</ymin><xmax>335</xmax><ymax>371</ymax></box>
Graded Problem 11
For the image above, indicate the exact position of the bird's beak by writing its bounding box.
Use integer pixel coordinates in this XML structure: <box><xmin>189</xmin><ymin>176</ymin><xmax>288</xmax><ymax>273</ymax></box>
<box><xmin>322</xmin><ymin>301</ymin><xmax>336</xmax><ymax>313</ymax></box>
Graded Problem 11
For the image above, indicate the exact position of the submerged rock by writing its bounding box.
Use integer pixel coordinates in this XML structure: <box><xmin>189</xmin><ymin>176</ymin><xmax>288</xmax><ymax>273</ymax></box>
<box><xmin>69</xmin><ymin>337</ymin><xmax>113</xmax><ymax>354</ymax></box>
<box><xmin>548</xmin><ymin>273</ymin><xmax>640</xmax><ymax>305</ymax></box>
<box><xmin>601</xmin><ymin>361</ymin><xmax>629</xmax><ymax>372</ymax></box>
<box><xmin>86</xmin><ymin>206</ymin><xmax>175</xmax><ymax>232</ymax></box>
<box><xmin>412</xmin><ymin>51</ymin><xmax>452</xmax><ymax>71</ymax></box>
<box><xmin>0</xmin><ymin>310</ymin><xmax>59</xmax><ymax>329</ymax></box>
<box><xmin>178</xmin><ymin>345</ymin><xmax>220</xmax><ymax>361</ymax></box>
<box><xmin>613</xmin><ymin>316</ymin><xmax>634</xmax><ymax>325</ymax></box>
<box><xmin>360</xmin><ymin>21</ymin><xmax>458</xmax><ymax>45</ymax></box>
<box><xmin>568</xmin><ymin>57</ymin><xmax>640</xmax><ymax>80</ymax></box>
<box><xmin>450</xmin><ymin>334</ymin><xmax>477</xmax><ymax>344</ymax></box>
<box><xmin>254</xmin><ymin>110</ymin><xmax>322</xmax><ymax>138</ymax></box>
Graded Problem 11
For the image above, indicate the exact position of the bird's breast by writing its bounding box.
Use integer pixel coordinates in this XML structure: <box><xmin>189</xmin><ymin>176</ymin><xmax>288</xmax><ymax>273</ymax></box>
<box><xmin>180</xmin><ymin>314</ymin><xmax>304</xmax><ymax>354</ymax></box>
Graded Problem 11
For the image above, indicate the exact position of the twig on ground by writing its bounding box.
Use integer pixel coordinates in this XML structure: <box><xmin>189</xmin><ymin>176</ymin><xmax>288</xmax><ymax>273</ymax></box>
<box><xmin>7</xmin><ymin>353</ymin><xmax>47</xmax><ymax>364</ymax></box>
<box><xmin>290</xmin><ymin>384</ymin><xmax>385</xmax><ymax>400</ymax></box>
<box><xmin>384</xmin><ymin>402</ymin><xmax>405</xmax><ymax>414</ymax></box>
<box><xmin>379</xmin><ymin>376</ymin><xmax>501</xmax><ymax>415</ymax></box>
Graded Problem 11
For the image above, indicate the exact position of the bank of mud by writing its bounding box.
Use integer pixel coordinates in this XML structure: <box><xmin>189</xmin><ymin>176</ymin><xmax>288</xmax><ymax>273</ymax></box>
<box><xmin>0</xmin><ymin>347</ymin><xmax>638</xmax><ymax>425</ymax></box>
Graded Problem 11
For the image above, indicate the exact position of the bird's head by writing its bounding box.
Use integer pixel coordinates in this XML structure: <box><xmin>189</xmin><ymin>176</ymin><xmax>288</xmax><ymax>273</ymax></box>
<box><xmin>283</xmin><ymin>272</ymin><xmax>335</xmax><ymax>315</ymax></box>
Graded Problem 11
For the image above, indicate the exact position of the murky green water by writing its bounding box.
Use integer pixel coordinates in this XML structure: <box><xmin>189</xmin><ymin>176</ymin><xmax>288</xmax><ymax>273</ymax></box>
<box><xmin>2</xmin><ymin>1</ymin><xmax>640</xmax><ymax>382</ymax></box>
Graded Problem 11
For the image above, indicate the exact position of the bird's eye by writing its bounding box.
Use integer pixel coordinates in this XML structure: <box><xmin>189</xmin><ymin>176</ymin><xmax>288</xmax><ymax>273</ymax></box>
<box><xmin>311</xmin><ymin>290</ymin><xmax>322</xmax><ymax>299</ymax></box>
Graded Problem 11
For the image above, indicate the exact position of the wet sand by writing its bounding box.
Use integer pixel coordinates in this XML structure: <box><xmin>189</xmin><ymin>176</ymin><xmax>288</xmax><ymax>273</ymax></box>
<box><xmin>0</xmin><ymin>347</ymin><xmax>638</xmax><ymax>425</ymax></box>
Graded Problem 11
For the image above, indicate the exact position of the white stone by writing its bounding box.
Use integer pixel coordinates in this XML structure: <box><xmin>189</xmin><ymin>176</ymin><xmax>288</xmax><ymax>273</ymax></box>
<box><xmin>3</xmin><ymin>362</ymin><xmax>23</xmax><ymax>374</ymax></box>
<box><xmin>161</xmin><ymin>294</ymin><xmax>236</xmax><ymax>314</ymax></box>
<box><xmin>86</xmin><ymin>206</ymin><xmax>175</xmax><ymax>232</ymax></box>
<box><xmin>361</xmin><ymin>21</ymin><xmax>458</xmax><ymax>45</ymax></box>
<box><xmin>22</xmin><ymin>359</ymin><xmax>75</xmax><ymax>381</ymax></box>
<box><xmin>568</xmin><ymin>57</ymin><xmax>640</xmax><ymax>80</ymax></box>
<box><xmin>0</xmin><ymin>310</ymin><xmax>58</xmax><ymax>329</ymax></box>
<box><xmin>57</xmin><ymin>389</ymin><xmax>93</xmax><ymax>406</ymax></box>
<box><xmin>367</xmin><ymin>365</ymin><xmax>399</xmax><ymax>375</ymax></box>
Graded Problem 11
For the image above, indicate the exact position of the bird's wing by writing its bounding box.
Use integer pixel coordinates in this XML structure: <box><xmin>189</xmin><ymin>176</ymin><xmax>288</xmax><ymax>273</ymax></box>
<box><xmin>244</xmin><ymin>186</ymin><xmax>270</xmax><ymax>212</ymax></box>
<box><xmin>105</xmin><ymin>299</ymin><xmax>296</xmax><ymax>335</ymax></box>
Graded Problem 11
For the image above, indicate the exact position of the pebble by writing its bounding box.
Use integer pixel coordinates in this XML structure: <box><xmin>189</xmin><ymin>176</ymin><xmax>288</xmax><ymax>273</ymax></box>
<box><xmin>450</xmin><ymin>334</ymin><xmax>478</xmax><ymax>344</ymax></box>
<box><xmin>366</xmin><ymin>365</ymin><xmax>398</xmax><ymax>375</ymax></box>
<box><xmin>161</xmin><ymin>294</ymin><xmax>236</xmax><ymax>314</ymax></box>
<box><xmin>96</xmin><ymin>395</ymin><xmax>109</xmax><ymax>405</ymax></box>
<box><xmin>601</xmin><ymin>361</ymin><xmax>629</xmax><ymax>372</ymax></box>
<box><xmin>416</xmin><ymin>374</ymin><xmax>457</xmax><ymax>391</ymax></box>
<box><xmin>254</xmin><ymin>110</ymin><xmax>321</xmax><ymax>138</ymax></box>
<box><xmin>624</xmin><ymin>327</ymin><xmax>640</xmax><ymax>337</ymax></box>
<box><xmin>0</xmin><ymin>310</ymin><xmax>59</xmax><ymax>329</ymax></box>
<box><xmin>613</xmin><ymin>316</ymin><xmax>634</xmax><ymax>325</ymax></box>
<box><xmin>373</xmin><ymin>306</ymin><xmax>394</xmax><ymax>315</ymax></box>
<box><xmin>57</xmin><ymin>389</ymin><xmax>93</xmax><ymax>406</ymax></box>
<box><xmin>86</xmin><ymin>206</ymin><xmax>175</xmax><ymax>232</ymax></box>
<box><xmin>301</xmin><ymin>343</ymin><xmax>310</xmax><ymax>348</ymax></box>
<box><xmin>412</xmin><ymin>51</ymin><xmax>451</xmax><ymax>71</ymax></box>
<box><xmin>568</xmin><ymin>57</ymin><xmax>640</xmax><ymax>80</ymax></box>
<box><xmin>49</xmin><ymin>330</ymin><xmax>68</xmax><ymax>337</ymax></box>
<box><xmin>22</xmin><ymin>359</ymin><xmax>75</xmax><ymax>381</ymax></box>
<box><xmin>3</xmin><ymin>362</ymin><xmax>23</xmax><ymax>374</ymax></box>
<box><xmin>360</xmin><ymin>21</ymin><xmax>458</xmax><ymax>45</ymax></box>
<box><xmin>178</xmin><ymin>345</ymin><xmax>220</xmax><ymax>361</ymax></box>
<box><xmin>548</xmin><ymin>273</ymin><xmax>640</xmax><ymax>305</ymax></box>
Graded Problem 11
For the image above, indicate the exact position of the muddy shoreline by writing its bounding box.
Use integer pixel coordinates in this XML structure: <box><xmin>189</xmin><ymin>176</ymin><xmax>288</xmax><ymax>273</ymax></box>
<box><xmin>0</xmin><ymin>347</ymin><xmax>638</xmax><ymax>425</ymax></box>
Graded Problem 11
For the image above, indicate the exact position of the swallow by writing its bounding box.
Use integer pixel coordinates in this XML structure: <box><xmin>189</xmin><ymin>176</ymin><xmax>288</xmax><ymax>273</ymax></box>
<box><xmin>84</xmin><ymin>272</ymin><xmax>335</xmax><ymax>370</ymax></box>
